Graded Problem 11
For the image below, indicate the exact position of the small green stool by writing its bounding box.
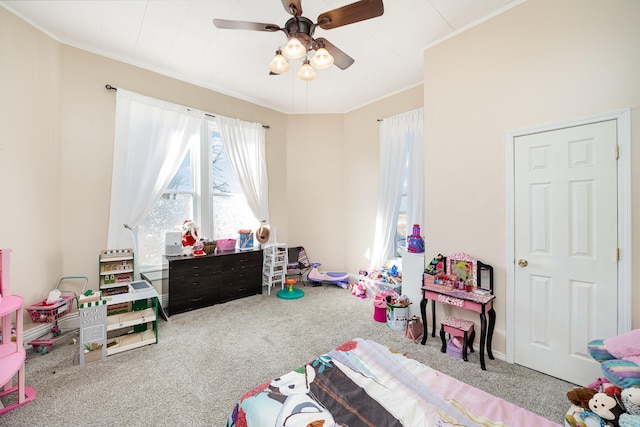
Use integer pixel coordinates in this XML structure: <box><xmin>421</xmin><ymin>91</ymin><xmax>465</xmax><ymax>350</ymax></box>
<box><xmin>277</xmin><ymin>279</ymin><xmax>304</xmax><ymax>299</ymax></box>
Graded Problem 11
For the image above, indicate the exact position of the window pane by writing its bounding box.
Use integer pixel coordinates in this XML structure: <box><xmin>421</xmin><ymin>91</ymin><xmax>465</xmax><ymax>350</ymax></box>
<box><xmin>137</xmin><ymin>193</ymin><xmax>193</xmax><ymax>268</ymax></box>
<box><xmin>210</xmin><ymin>130</ymin><xmax>259</xmax><ymax>240</ymax></box>
<box><xmin>396</xmin><ymin>152</ymin><xmax>409</xmax><ymax>257</ymax></box>
<box><xmin>166</xmin><ymin>153</ymin><xmax>192</xmax><ymax>192</ymax></box>
<box><xmin>212</xmin><ymin>193</ymin><xmax>257</xmax><ymax>239</ymax></box>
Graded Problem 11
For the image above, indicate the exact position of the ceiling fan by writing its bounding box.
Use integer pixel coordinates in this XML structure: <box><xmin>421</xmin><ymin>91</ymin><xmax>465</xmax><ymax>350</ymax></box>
<box><xmin>213</xmin><ymin>0</ymin><xmax>384</xmax><ymax>80</ymax></box>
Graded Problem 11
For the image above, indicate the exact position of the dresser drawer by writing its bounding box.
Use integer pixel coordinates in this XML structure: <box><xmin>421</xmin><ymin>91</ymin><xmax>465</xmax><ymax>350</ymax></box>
<box><xmin>220</xmin><ymin>267</ymin><xmax>261</xmax><ymax>301</ymax></box>
<box><xmin>170</xmin><ymin>287</ymin><xmax>219</xmax><ymax>315</ymax></box>
<box><xmin>221</xmin><ymin>251</ymin><xmax>262</xmax><ymax>271</ymax></box>
<box><xmin>169</xmin><ymin>257</ymin><xmax>221</xmax><ymax>280</ymax></box>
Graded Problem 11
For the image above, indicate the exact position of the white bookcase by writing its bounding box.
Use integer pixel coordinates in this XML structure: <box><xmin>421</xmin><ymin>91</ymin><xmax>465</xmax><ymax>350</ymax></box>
<box><xmin>105</xmin><ymin>284</ymin><xmax>158</xmax><ymax>356</ymax></box>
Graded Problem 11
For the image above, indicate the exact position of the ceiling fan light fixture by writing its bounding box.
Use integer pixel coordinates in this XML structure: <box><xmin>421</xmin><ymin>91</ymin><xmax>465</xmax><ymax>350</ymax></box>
<box><xmin>297</xmin><ymin>59</ymin><xmax>316</xmax><ymax>81</ymax></box>
<box><xmin>282</xmin><ymin>37</ymin><xmax>306</xmax><ymax>59</ymax></box>
<box><xmin>310</xmin><ymin>47</ymin><xmax>334</xmax><ymax>69</ymax></box>
<box><xmin>269</xmin><ymin>50</ymin><xmax>290</xmax><ymax>74</ymax></box>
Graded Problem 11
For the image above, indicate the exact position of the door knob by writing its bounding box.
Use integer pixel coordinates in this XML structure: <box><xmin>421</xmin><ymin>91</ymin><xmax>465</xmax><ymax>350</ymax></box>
<box><xmin>518</xmin><ymin>259</ymin><xmax>528</xmax><ymax>267</ymax></box>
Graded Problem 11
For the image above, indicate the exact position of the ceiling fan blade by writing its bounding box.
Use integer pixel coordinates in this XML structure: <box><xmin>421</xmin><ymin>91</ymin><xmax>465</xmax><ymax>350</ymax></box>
<box><xmin>213</xmin><ymin>19</ymin><xmax>281</xmax><ymax>32</ymax></box>
<box><xmin>281</xmin><ymin>0</ymin><xmax>303</xmax><ymax>16</ymax></box>
<box><xmin>317</xmin><ymin>0</ymin><xmax>384</xmax><ymax>30</ymax></box>
<box><xmin>315</xmin><ymin>37</ymin><xmax>354</xmax><ymax>70</ymax></box>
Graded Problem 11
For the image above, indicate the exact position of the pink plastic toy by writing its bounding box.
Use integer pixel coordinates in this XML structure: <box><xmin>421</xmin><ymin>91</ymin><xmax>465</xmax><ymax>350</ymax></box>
<box><xmin>308</xmin><ymin>263</ymin><xmax>348</xmax><ymax>288</ymax></box>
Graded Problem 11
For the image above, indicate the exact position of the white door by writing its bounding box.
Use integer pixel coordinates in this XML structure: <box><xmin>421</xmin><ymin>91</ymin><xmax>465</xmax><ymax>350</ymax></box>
<box><xmin>513</xmin><ymin>120</ymin><xmax>618</xmax><ymax>386</ymax></box>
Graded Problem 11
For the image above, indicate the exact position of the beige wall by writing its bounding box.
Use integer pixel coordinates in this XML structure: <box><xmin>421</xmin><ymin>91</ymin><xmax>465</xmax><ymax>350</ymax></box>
<box><xmin>0</xmin><ymin>7</ymin><xmax>63</xmax><ymax>304</ymax></box>
<box><xmin>423</xmin><ymin>0</ymin><xmax>640</xmax><ymax>352</ymax></box>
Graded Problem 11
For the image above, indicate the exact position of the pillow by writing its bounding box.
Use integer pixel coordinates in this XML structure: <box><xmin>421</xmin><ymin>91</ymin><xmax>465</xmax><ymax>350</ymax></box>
<box><xmin>588</xmin><ymin>339</ymin><xmax>615</xmax><ymax>362</ymax></box>
<box><xmin>601</xmin><ymin>359</ymin><xmax>640</xmax><ymax>389</ymax></box>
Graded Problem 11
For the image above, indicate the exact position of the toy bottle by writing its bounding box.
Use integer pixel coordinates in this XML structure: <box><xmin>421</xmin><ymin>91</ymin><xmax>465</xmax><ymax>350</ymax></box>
<box><xmin>407</xmin><ymin>224</ymin><xmax>425</xmax><ymax>253</ymax></box>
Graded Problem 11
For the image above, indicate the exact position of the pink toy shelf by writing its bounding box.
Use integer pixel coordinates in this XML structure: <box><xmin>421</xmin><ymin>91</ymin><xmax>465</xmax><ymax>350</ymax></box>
<box><xmin>0</xmin><ymin>248</ymin><xmax>36</xmax><ymax>414</ymax></box>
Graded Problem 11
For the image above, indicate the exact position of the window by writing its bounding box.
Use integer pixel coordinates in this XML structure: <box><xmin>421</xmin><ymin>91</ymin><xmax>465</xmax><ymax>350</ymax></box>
<box><xmin>136</xmin><ymin>121</ymin><xmax>258</xmax><ymax>271</ymax></box>
<box><xmin>209</xmin><ymin>125</ymin><xmax>259</xmax><ymax>242</ymax></box>
<box><xmin>394</xmin><ymin>146</ymin><xmax>410</xmax><ymax>258</ymax></box>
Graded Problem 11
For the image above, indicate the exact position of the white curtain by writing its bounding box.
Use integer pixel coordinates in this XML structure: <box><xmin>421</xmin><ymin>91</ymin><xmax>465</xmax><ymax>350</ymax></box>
<box><xmin>107</xmin><ymin>89</ymin><xmax>204</xmax><ymax>253</ymax></box>
<box><xmin>215</xmin><ymin>116</ymin><xmax>269</xmax><ymax>224</ymax></box>
<box><xmin>369</xmin><ymin>109</ymin><xmax>424</xmax><ymax>270</ymax></box>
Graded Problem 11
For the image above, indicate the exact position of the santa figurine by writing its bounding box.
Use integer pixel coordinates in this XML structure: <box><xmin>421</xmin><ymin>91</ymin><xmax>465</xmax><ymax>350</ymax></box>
<box><xmin>181</xmin><ymin>220</ymin><xmax>199</xmax><ymax>256</ymax></box>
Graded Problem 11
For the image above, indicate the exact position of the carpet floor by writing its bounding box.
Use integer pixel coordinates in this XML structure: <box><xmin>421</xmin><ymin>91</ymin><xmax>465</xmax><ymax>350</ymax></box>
<box><xmin>0</xmin><ymin>284</ymin><xmax>574</xmax><ymax>426</ymax></box>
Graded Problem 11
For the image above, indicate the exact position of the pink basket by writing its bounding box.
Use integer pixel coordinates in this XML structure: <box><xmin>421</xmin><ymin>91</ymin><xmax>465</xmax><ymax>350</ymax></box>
<box><xmin>216</xmin><ymin>238</ymin><xmax>236</xmax><ymax>251</ymax></box>
<box><xmin>26</xmin><ymin>295</ymin><xmax>75</xmax><ymax>323</ymax></box>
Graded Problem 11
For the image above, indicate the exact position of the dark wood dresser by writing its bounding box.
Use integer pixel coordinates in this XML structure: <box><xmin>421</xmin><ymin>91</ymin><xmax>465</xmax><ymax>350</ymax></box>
<box><xmin>166</xmin><ymin>249</ymin><xmax>262</xmax><ymax>316</ymax></box>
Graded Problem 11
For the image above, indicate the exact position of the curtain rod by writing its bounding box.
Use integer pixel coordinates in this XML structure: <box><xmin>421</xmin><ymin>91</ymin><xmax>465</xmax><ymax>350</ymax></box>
<box><xmin>105</xmin><ymin>84</ymin><xmax>270</xmax><ymax>129</ymax></box>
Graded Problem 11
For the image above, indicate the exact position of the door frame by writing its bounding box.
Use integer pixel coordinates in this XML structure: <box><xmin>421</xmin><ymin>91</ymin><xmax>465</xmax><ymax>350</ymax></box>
<box><xmin>504</xmin><ymin>108</ymin><xmax>632</xmax><ymax>364</ymax></box>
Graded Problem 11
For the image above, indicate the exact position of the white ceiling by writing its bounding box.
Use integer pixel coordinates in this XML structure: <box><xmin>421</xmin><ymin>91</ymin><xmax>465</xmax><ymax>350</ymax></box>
<box><xmin>1</xmin><ymin>0</ymin><xmax>521</xmax><ymax>114</ymax></box>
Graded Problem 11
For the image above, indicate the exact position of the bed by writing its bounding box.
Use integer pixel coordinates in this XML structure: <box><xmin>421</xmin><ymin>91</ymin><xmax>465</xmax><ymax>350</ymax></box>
<box><xmin>226</xmin><ymin>338</ymin><xmax>560</xmax><ymax>427</ymax></box>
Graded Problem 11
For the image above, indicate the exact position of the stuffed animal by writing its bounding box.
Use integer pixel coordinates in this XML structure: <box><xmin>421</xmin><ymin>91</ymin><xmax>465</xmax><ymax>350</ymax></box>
<box><xmin>615</xmin><ymin>387</ymin><xmax>640</xmax><ymax>427</ymax></box>
<box><xmin>620</xmin><ymin>388</ymin><xmax>640</xmax><ymax>415</ymax></box>
<box><xmin>591</xmin><ymin>377</ymin><xmax>623</xmax><ymax>397</ymax></box>
<box><xmin>589</xmin><ymin>392</ymin><xmax>625</xmax><ymax>427</ymax></box>
<box><xmin>619</xmin><ymin>414</ymin><xmax>640</xmax><ymax>427</ymax></box>
<box><xmin>566</xmin><ymin>387</ymin><xmax>600</xmax><ymax>427</ymax></box>
<box><xmin>350</xmin><ymin>281</ymin><xmax>367</xmax><ymax>299</ymax></box>
<box><xmin>181</xmin><ymin>220</ymin><xmax>199</xmax><ymax>256</ymax></box>
<box><xmin>568</xmin><ymin>387</ymin><xmax>599</xmax><ymax>410</ymax></box>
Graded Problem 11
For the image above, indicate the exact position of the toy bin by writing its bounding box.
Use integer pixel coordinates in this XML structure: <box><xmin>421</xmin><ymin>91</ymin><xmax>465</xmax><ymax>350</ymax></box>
<box><xmin>446</xmin><ymin>338</ymin><xmax>465</xmax><ymax>359</ymax></box>
<box><xmin>373</xmin><ymin>298</ymin><xmax>387</xmax><ymax>322</ymax></box>
<box><xmin>362</xmin><ymin>277</ymin><xmax>402</xmax><ymax>299</ymax></box>
<box><xmin>26</xmin><ymin>295</ymin><xmax>75</xmax><ymax>323</ymax></box>
<box><xmin>216</xmin><ymin>238</ymin><xmax>236</xmax><ymax>252</ymax></box>
<box><xmin>386</xmin><ymin>304</ymin><xmax>409</xmax><ymax>331</ymax></box>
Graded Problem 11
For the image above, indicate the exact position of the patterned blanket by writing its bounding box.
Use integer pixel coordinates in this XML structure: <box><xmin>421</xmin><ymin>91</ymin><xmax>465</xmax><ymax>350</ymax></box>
<box><xmin>226</xmin><ymin>338</ymin><xmax>560</xmax><ymax>427</ymax></box>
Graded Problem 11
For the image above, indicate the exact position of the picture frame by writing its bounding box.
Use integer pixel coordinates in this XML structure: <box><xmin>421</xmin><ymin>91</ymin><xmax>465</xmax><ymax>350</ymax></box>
<box><xmin>446</xmin><ymin>252</ymin><xmax>477</xmax><ymax>286</ymax></box>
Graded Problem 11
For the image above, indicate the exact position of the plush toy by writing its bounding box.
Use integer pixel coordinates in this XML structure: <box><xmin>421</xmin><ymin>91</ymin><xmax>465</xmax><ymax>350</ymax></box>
<box><xmin>619</xmin><ymin>414</ymin><xmax>640</xmax><ymax>427</ymax></box>
<box><xmin>181</xmin><ymin>220</ymin><xmax>199</xmax><ymax>256</ymax></box>
<box><xmin>569</xmin><ymin>387</ymin><xmax>599</xmax><ymax>410</ymax></box>
<box><xmin>617</xmin><ymin>388</ymin><xmax>640</xmax><ymax>427</ymax></box>
<box><xmin>589</xmin><ymin>392</ymin><xmax>625</xmax><ymax>427</ymax></box>
<box><xmin>350</xmin><ymin>281</ymin><xmax>367</xmax><ymax>299</ymax></box>
<box><xmin>620</xmin><ymin>388</ymin><xmax>640</xmax><ymax>415</ymax></box>
<box><xmin>566</xmin><ymin>387</ymin><xmax>600</xmax><ymax>427</ymax></box>
<box><xmin>591</xmin><ymin>377</ymin><xmax>623</xmax><ymax>397</ymax></box>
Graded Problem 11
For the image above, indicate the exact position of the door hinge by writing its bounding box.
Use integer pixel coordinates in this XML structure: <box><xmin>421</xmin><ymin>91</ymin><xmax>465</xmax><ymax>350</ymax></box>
<box><xmin>616</xmin><ymin>248</ymin><xmax>620</xmax><ymax>262</ymax></box>
<box><xmin>616</xmin><ymin>144</ymin><xmax>620</xmax><ymax>160</ymax></box>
